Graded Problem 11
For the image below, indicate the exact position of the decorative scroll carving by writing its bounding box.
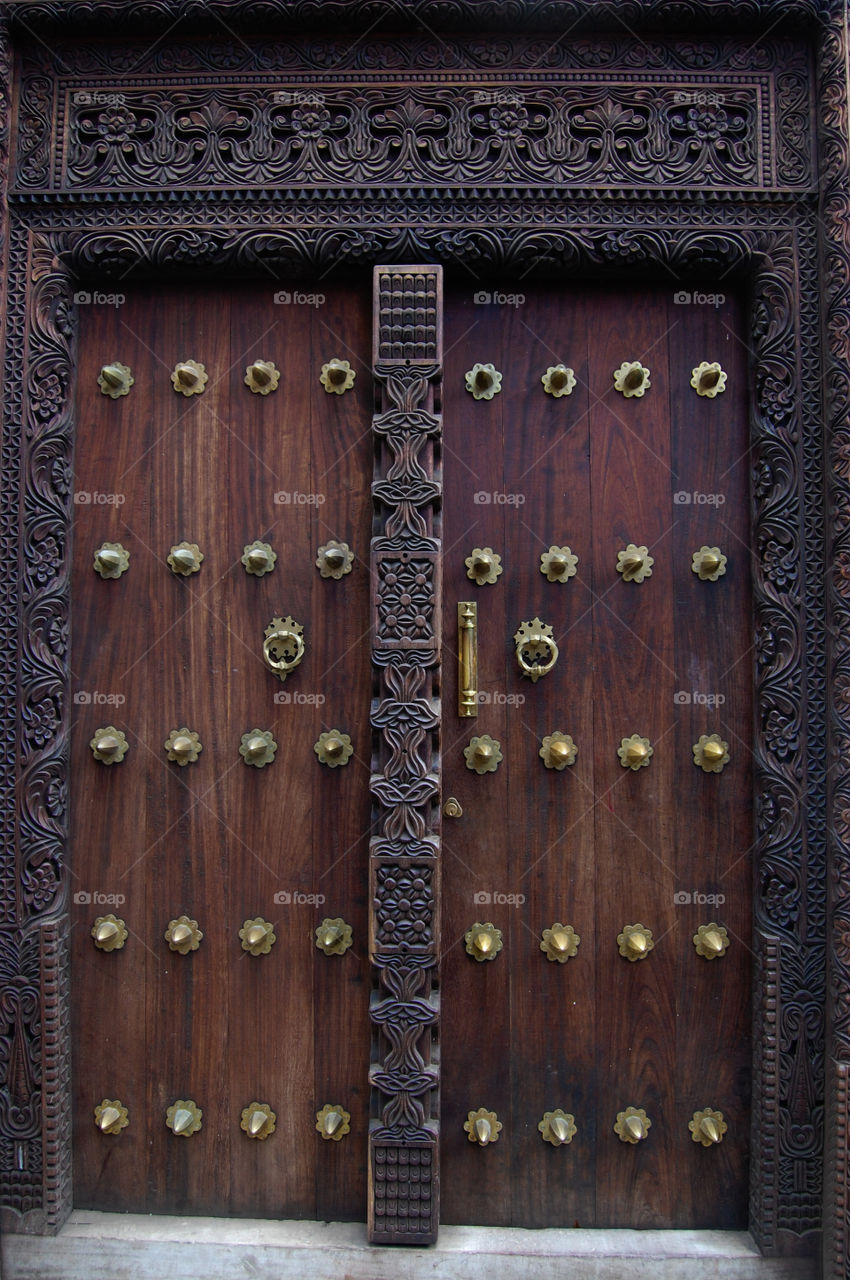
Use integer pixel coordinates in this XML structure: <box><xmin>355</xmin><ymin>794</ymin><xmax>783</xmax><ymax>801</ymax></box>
<box><xmin>369</xmin><ymin>266</ymin><xmax>442</xmax><ymax>1244</ymax></box>
<box><xmin>819</xmin><ymin>5</ymin><xmax>850</xmax><ymax>1273</ymax></box>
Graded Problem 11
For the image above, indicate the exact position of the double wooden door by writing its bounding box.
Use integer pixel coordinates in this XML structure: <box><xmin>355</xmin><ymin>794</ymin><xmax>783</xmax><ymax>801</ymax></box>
<box><xmin>71</xmin><ymin>273</ymin><xmax>751</xmax><ymax>1229</ymax></box>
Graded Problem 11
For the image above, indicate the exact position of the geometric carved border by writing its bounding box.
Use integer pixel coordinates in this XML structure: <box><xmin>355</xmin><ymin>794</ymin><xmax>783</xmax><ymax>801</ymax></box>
<box><xmin>0</xmin><ymin>2</ymin><xmax>839</xmax><ymax>1263</ymax></box>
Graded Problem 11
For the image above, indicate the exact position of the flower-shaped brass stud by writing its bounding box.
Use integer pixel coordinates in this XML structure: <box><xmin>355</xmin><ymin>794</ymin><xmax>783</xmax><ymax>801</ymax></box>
<box><xmin>540</xmin><ymin>545</ymin><xmax>578</xmax><ymax>582</ymax></box>
<box><xmin>465</xmin><ymin>921</ymin><xmax>503</xmax><ymax>961</ymax></box>
<box><xmin>465</xmin><ymin>547</ymin><xmax>502</xmax><ymax>585</ymax></box>
<box><xmin>617</xmin><ymin>923</ymin><xmax>654</xmax><ymax>961</ymax></box>
<box><xmin>315</xmin><ymin>917</ymin><xmax>353</xmax><ymax>956</ymax></box>
<box><xmin>166</xmin><ymin>1099</ymin><xmax>202</xmax><ymax>1136</ymax></box>
<box><xmin>244</xmin><ymin>360</ymin><xmax>280</xmax><ymax>395</ymax></box>
<box><xmin>164</xmin><ymin>915</ymin><xmax>203</xmax><ymax>954</ymax></box>
<box><xmin>167</xmin><ymin>542</ymin><xmax>203</xmax><ymax>576</ymax></box>
<box><xmin>93</xmin><ymin>542</ymin><xmax>130</xmax><ymax>579</ymax></box>
<box><xmin>689</xmin><ymin>1107</ymin><xmax>727</xmax><ymax>1146</ymax></box>
<box><xmin>691</xmin><ymin>546</ymin><xmax>727</xmax><ymax>582</ymax></box>
<box><xmin>464</xmin><ymin>1107</ymin><xmax>501</xmax><ymax>1145</ymax></box>
<box><xmin>540</xmin><ymin>923</ymin><xmax>580</xmax><ymax>963</ymax></box>
<box><xmin>465</xmin><ymin>362</ymin><xmax>502</xmax><ymax>400</ymax></box>
<box><xmin>320</xmin><ymin>358</ymin><xmax>355</xmax><ymax>395</ymax></box>
<box><xmin>316</xmin><ymin>1104</ymin><xmax>351</xmax><ymax>1141</ymax></box>
<box><xmin>690</xmin><ymin>361</ymin><xmax>727</xmax><ymax>398</ymax></box>
<box><xmin>239</xmin><ymin>729</ymin><xmax>277</xmax><ymax>768</ymax></box>
<box><xmin>241</xmin><ymin>540</ymin><xmax>277</xmax><ymax>576</ymax></box>
<box><xmin>170</xmin><ymin>360</ymin><xmax>208</xmax><ymax>396</ymax></box>
<box><xmin>464</xmin><ymin>734</ymin><xmax>502</xmax><ymax>774</ymax></box>
<box><xmin>239</xmin><ymin>917</ymin><xmax>276</xmax><ymax>955</ymax></box>
<box><xmin>164</xmin><ymin>727</ymin><xmax>202</xmax><ymax>765</ymax></box>
<box><xmin>541</xmin><ymin>365</ymin><xmax>576</xmax><ymax>397</ymax></box>
<box><xmin>91</xmin><ymin>914</ymin><xmax>128</xmax><ymax>952</ymax></box>
<box><xmin>616</xmin><ymin>544</ymin><xmax>653</xmax><ymax>582</ymax></box>
<box><xmin>98</xmin><ymin>362</ymin><xmax>134</xmax><ymax>398</ymax></box>
<box><xmin>613</xmin><ymin>361</ymin><xmax>651</xmax><ymax>397</ymax></box>
<box><xmin>539</xmin><ymin>1109</ymin><xmax>577</xmax><ymax>1145</ymax></box>
<box><xmin>94</xmin><ymin>1099</ymin><xmax>129</xmax><ymax>1135</ymax></box>
<box><xmin>693</xmin><ymin>733</ymin><xmax>729</xmax><ymax>773</ymax></box>
<box><xmin>314</xmin><ymin>730</ymin><xmax>354</xmax><ymax>768</ymax></box>
<box><xmin>316</xmin><ymin>541</ymin><xmax>354</xmax><ymax>579</ymax></box>
<box><xmin>693</xmin><ymin>922</ymin><xmax>730</xmax><ymax>960</ymax></box>
<box><xmin>90</xmin><ymin>726</ymin><xmax>129</xmax><ymax>764</ymax></box>
<box><xmin>540</xmin><ymin>732</ymin><xmax>578</xmax><ymax>771</ymax></box>
<box><xmin>241</xmin><ymin>1102</ymin><xmax>276</xmax><ymax>1139</ymax></box>
<box><xmin>615</xmin><ymin>1106</ymin><xmax>651</xmax><ymax>1143</ymax></box>
<box><xmin>618</xmin><ymin>734</ymin><xmax>653</xmax><ymax>770</ymax></box>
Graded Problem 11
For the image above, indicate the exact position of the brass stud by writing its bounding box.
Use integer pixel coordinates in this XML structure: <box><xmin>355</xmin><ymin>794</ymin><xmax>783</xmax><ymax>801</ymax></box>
<box><xmin>693</xmin><ymin>733</ymin><xmax>730</xmax><ymax>773</ymax></box>
<box><xmin>97</xmin><ymin>362</ymin><xmax>134</xmax><ymax>398</ymax></box>
<box><xmin>464</xmin><ymin>1107</ymin><xmax>501</xmax><ymax>1145</ymax></box>
<box><xmin>540</xmin><ymin>923</ymin><xmax>580</xmax><ymax>963</ymax></box>
<box><xmin>443</xmin><ymin>796</ymin><xmax>463</xmax><ymax>818</ymax></box>
<box><xmin>316</xmin><ymin>1103</ymin><xmax>351</xmax><ymax>1141</ymax></box>
<box><xmin>541</xmin><ymin>364</ymin><xmax>576</xmax><ymax>397</ymax></box>
<box><xmin>164</xmin><ymin>727</ymin><xmax>202</xmax><ymax>765</ymax></box>
<box><xmin>689</xmin><ymin>1107</ymin><xmax>727</xmax><ymax>1146</ymax></box>
<box><xmin>464</xmin><ymin>921</ymin><xmax>503</xmax><ymax>962</ymax></box>
<box><xmin>613</xmin><ymin>361</ymin><xmax>651</xmax><ymax>398</ymax></box>
<box><xmin>90</xmin><ymin>726</ymin><xmax>129</xmax><ymax>764</ymax></box>
<box><xmin>618</xmin><ymin>734</ymin><xmax>653</xmax><ymax>770</ymax></box>
<box><xmin>320</xmin><ymin>358</ymin><xmax>356</xmax><ymax>394</ymax></box>
<box><xmin>93</xmin><ymin>542</ymin><xmax>130</xmax><ymax>579</ymax></box>
<box><xmin>691</xmin><ymin>545</ymin><xmax>727</xmax><ymax>582</ymax></box>
<box><xmin>241</xmin><ymin>1102</ymin><xmax>276</xmax><ymax>1139</ymax></box>
<box><xmin>314</xmin><ymin>729</ymin><xmax>354</xmax><ymax>767</ymax></box>
<box><xmin>94</xmin><ymin>1099</ymin><xmax>129</xmax><ymax>1135</ymax></box>
<box><xmin>539</xmin><ymin>1109</ymin><xmax>577</xmax><ymax>1145</ymax></box>
<box><xmin>91</xmin><ymin>913</ymin><xmax>128</xmax><ymax>952</ymax></box>
<box><xmin>244</xmin><ymin>360</ymin><xmax>280</xmax><ymax>395</ymax></box>
<box><xmin>615</xmin><ymin>1106</ymin><xmax>651</xmax><ymax>1143</ymax></box>
<box><xmin>167</xmin><ymin>542</ymin><xmax>203</xmax><ymax>576</ymax></box>
<box><xmin>616</xmin><ymin>544</ymin><xmax>654</xmax><ymax>582</ymax></box>
<box><xmin>239</xmin><ymin>917</ymin><xmax>276</xmax><ymax>955</ymax></box>
<box><xmin>316</xmin><ymin>540</ymin><xmax>354</xmax><ymax>579</ymax></box>
<box><xmin>690</xmin><ymin>361</ymin><xmax>727</xmax><ymax>398</ymax></box>
<box><xmin>463</xmin><ymin>734</ymin><xmax>502</xmax><ymax>774</ymax></box>
<box><xmin>241</xmin><ymin>541</ymin><xmax>277</xmax><ymax>576</ymax></box>
<box><xmin>465</xmin><ymin>362</ymin><xmax>502</xmax><ymax>400</ymax></box>
<box><xmin>540</xmin><ymin>545</ymin><xmax>578</xmax><ymax>582</ymax></box>
<box><xmin>164</xmin><ymin>915</ymin><xmax>203</xmax><ymax>954</ymax></box>
<box><xmin>166</xmin><ymin>1099</ymin><xmax>202</xmax><ymax>1136</ymax></box>
<box><xmin>171</xmin><ymin>360</ymin><xmax>208</xmax><ymax>395</ymax></box>
<box><xmin>239</xmin><ymin>729</ymin><xmax>278</xmax><ymax>768</ymax></box>
<box><xmin>315</xmin><ymin>917</ymin><xmax>353</xmax><ymax>956</ymax></box>
<box><xmin>617</xmin><ymin>923</ymin><xmax>654</xmax><ymax>961</ymax></box>
<box><xmin>465</xmin><ymin>547</ymin><xmax>502</xmax><ymax>585</ymax></box>
<box><xmin>693</xmin><ymin>922</ymin><xmax>730</xmax><ymax>959</ymax></box>
<box><xmin>540</xmin><ymin>732</ymin><xmax>578</xmax><ymax>770</ymax></box>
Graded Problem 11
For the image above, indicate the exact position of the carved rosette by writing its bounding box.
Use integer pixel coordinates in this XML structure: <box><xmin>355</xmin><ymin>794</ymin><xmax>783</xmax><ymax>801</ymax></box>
<box><xmin>368</xmin><ymin>266</ymin><xmax>442</xmax><ymax>1244</ymax></box>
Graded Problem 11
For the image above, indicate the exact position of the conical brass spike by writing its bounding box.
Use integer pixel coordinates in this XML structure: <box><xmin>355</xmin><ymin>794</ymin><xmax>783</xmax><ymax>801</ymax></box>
<box><xmin>245</xmin><ymin>736</ymin><xmax>268</xmax><ymax>759</ymax></box>
<box><xmin>171</xmin><ymin>548</ymin><xmax>196</xmax><ymax>570</ymax></box>
<box><xmin>699</xmin><ymin>1116</ymin><xmax>721</xmax><ymax>1143</ymax></box>
<box><xmin>549</xmin><ymin>369</ymin><xmax>569</xmax><ymax>390</ymax></box>
<box><xmin>474</xmin><ymin>742</ymin><xmax>493</xmax><ymax>765</ymax></box>
<box><xmin>702</xmin><ymin>740</ymin><xmax>725</xmax><ymax>761</ymax></box>
<box><xmin>98</xmin><ymin>1106</ymin><xmax>121</xmax><ymax>1131</ymax></box>
<box><xmin>328</xmin><ymin>362</ymin><xmax>348</xmax><ymax>386</ymax></box>
<box><xmin>100</xmin><ymin>364</ymin><xmax>125</xmax><ymax>388</ymax></box>
<box><xmin>473</xmin><ymin>553</ymin><xmax>492</xmax><ymax>574</ymax></box>
<box><xmin>624</xmin><ymin>367</ymin><xmax>645</xmax><ymax>391</ymax></box>
<box><xmin>550</xmin><ymin>1115</ymin><xmax>570</xmax><ymax>1143</ymax></box>
<box><xmin>474</xmin><ymin>931</ymin><xmax>493</xmax><ymax>954</ymax></box>
<box><xmin>549</xmin><ymin>741</ymin><xmax>570</xmax><ymax>762</ymax></box>
<box><xmin>324</xmin><ymin>737</ymin><xmax>344</xmax><ymax>759</ymax></box>
<box><xmin>628</xmin><ymin>932</ymin><xmax>647</xmax><ymax>955</ymax></box>
<box><xmin>702</xmin><ymin>928</ymin><xmax>724</xmax><ymax>954</ymax></box>
<box><xmin>621</xmin><ymin>551</ymin><xmax>644</xmax><ymax>572</ymax></box>
<box><xmin>249</xmin><ymin>1109</ymin><xmax>268</xmax><ymax>1135</ymax></box>
<box><xmin>95</xmin><ymin>920</ymin><xmax>119</xmax><ymax>943</ymax></box>
<box><xmin>171</xmin><ymin>1107</ymin><xmax>193</xmax><ymax>1134</ymax></box>
<box><xmin>170</xmin><ymin>923</ymin><xmax>192</xmax><ymax>945</ymax></box>
<box><xmin>474</xmin><ymin>368</ymin><xmax>493</xmax><ymax>392</ymax></box>
<box><xmin>324</xmin><ymin>548</ymin><xmax>346</xmax><ymax>569</ymax></box>
<box><xmin>249</xmin><ymin>363</ymin><xmax>271</xmax><ymax>386</ymax></box>
<box><xmin>176</xmin><ymin>364</ymin><xmax>198</xmax><ymax>387</ymax></box>
<box><xmin>474</xmin><ymin>1116</ymin><xmax>492</xmax><ymax>1144</ymax></box>
<box><xmin>700</xmin><ymin>551</ymin><xmax>721</xmax><ymax>574</ymax></box>
<box><xmin>551</xmin><ymin>929</ymin><xmax>570</xmax><ymax>952</ymax></box>
<box><xmin>625</xmin><ymin>1114</ymin><xmax>645</xmax><ymax>1140</ymax></box>
<box><xmin>247</xmin><ymin>547</ymin><xmax>269</xmax><ymax>569</ymax></box>
<box><xmin>626</xmin><ymin>742</ymin><xmax>647</xmax><ymax>764</ymax></box>
<box><xmin>245</xmin><ymin>924</ymin><xmax>267</xmax><ymax>947</ymax></box>
<box><xmin>171</xmin><ymin>735</ymin><xmax>193</xmax><ymax>758</ymax></box>
<box><xmin>95</xmin><ymin>734</ymin><xmax>120</xmax><ymax>757</ymax></box>
<box><xmin>698</xmin><ymin>368</ymin><xmax>721</xmax><ymax>392</ymax></box>
<box><xmin>96</xmin><ymin>548</ymin><xmax>122</xmax><ymax>570</ymax></box>
<box><xmin>323</xmin><ymin>1110</ymin><xmax>343</xmax><ymax>1136</ymax></box>
<box><xmin>322</xmin><ymin>925</ymin><xmax>342</xmax><ymax>948</ymax></box>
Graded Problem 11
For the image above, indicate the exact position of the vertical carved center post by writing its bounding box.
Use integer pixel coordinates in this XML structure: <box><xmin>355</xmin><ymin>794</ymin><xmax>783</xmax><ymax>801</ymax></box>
<box><xmin>368</xmin><ymin>265</ymin><xmax>443</xmax><ymax>1244</ymax></box>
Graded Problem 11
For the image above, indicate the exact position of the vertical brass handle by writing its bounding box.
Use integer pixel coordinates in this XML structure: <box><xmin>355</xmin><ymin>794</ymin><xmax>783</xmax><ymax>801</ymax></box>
<box><xmin>458</xmin><ymin>602</ymin><xmax>478</xmax><ymax>717</ymax></box>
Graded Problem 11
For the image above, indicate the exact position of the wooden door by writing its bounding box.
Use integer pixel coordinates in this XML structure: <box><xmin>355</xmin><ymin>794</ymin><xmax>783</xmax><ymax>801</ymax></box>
<box><xmin>440</xmin><ymin>283</ymin><xmax>752</xmax><ymax>1228</ymax></box>
<box><xmin>70</xmin><ymin>282</ymin><xmax>373</xmax><ymax>1218</ymax></box>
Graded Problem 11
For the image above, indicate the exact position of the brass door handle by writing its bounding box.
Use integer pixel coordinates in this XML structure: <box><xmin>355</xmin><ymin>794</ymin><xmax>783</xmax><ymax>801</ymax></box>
<box><xmin>514</xmin><ymin>618</ymin><xmax>558</xmax><ymax>682</ymax></box>
<box><xmin>262</xmin><ymin>615</ymin><xmax>305</xmax><ymax>681</ymax></box>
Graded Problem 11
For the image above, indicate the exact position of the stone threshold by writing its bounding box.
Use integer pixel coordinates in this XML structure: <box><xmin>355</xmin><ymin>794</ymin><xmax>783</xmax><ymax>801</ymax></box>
<box><xmin>1</xmin><ymin>1212</ymin><xmax>818</xmax><ymax>1280</ymax></box>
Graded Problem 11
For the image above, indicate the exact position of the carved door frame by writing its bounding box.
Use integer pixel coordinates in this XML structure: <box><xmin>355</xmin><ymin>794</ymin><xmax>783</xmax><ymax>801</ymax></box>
<box><xmin>0</xmin><ymin>1</ymin><xmax>848</xmax><ymax>1270</ymax></box>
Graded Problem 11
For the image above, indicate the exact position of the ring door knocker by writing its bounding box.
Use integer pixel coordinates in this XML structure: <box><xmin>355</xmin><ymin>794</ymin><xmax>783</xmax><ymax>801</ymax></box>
<box><xmin>514</xmin><ymin>618</ymin><xmax>559</xmax><ymax>683</ymax></box>
<box><xmin>262</xmin><ymin>615</ymin><xmax>306</xmax><ymax>682</ymax></box>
